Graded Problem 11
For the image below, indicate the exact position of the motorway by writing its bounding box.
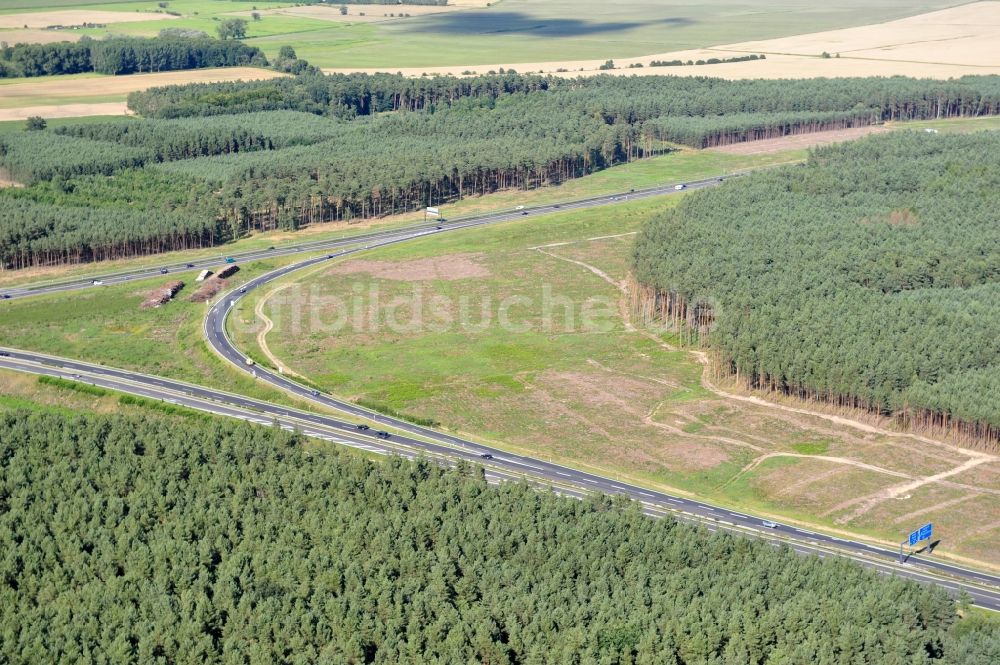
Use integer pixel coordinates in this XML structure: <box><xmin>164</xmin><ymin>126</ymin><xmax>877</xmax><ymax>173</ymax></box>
<box><xmin>3</xmin><ymin>176</ymin><xmax>1000</xmax><ymax>610</ymax></box>
<box><xmin>0</xmin><ymin>176</ymin><xmax>726</xmax><ymax>301</ymax></box>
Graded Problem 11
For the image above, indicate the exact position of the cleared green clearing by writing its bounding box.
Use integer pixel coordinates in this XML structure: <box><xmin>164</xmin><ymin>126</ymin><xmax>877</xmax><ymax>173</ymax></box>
<box><xmin>237</xmin><ymin>197</ymin><xmax>707</xmax><ymax>439</ymax></box>
<box><xmin>887</xmin><ymin>116</ymin><xmax>1000</xmax><ymax>133</ymax></box>
<box><xmin>241</xmin><ymin>191</ymin><xmax>1000</xmax><ymax>568</ymax></box>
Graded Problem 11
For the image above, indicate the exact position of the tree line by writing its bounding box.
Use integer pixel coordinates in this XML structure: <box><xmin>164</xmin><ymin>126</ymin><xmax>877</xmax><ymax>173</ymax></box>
<box><xmin>2</xmin><ymin>407</ymin><xmax>994</xmax><ymax>664</ymax></box>
<box><xmin>127</xmin><ymin>72</ymin><xmax>1000</xmax><ymax>125</ymax></box>
<box><xmin>0</xmin><ymin>36</ymin><xmax>265</xmax><ymax>78</ymax></box>
<box><xmin>4</xmin><ymin>72</ymin><xmax>1000</xmax><ymax>269</ymax></box>
<box><xmin>631</xmin><ymin>131</ymin><xmax>1000</xmax><ymax>449</ymax></box>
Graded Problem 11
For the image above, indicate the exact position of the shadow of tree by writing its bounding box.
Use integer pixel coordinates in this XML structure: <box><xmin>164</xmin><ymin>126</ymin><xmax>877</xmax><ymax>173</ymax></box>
<box><xmin>404</xmin><ymin>11</ymin><xmax>694</xmax><ymax>37</ymax></box>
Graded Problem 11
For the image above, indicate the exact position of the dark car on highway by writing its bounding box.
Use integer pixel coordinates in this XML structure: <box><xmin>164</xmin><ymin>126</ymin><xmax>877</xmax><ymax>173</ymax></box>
<box><xmin>376</xmin><ymin>431</ymin><xmax>390</xmax><ymax>439</ymax></box>
<box><xmin>356</xmin><ymin>424</ymin><xmax>370</xmax><ymax>431</ymax></box>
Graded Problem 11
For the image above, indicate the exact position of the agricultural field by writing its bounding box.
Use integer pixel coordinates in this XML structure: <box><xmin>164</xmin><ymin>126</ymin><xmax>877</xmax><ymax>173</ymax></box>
<box><xmin>260</xmin><ymin>0</ymin><xmax>963</xmax><ymax>69</ymax></box>
<box><xmin>233</xmin><ymin>197</ymin><xmax>1000</xmax><ymax>569</ymax></box>
<box><xmin>0</xmin><ymin>67</ymin><xmax>283</xmax><ymax>117</ymax></box>
<box><xmin>0</xmin><ymin>0</ymin><xmax>964</xmax><ymax>71</ymax></box>
<box><xmin>338</xmin><ymin>2</ymin><xmax>1000</xmax><ymax>79</ymax></box>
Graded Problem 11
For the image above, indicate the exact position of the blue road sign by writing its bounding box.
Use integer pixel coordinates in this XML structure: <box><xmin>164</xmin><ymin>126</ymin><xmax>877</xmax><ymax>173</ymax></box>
<box><xmin>907</xmin><ymin>523</ymin><xmax>933</xmax><ymax>547</ymax></box>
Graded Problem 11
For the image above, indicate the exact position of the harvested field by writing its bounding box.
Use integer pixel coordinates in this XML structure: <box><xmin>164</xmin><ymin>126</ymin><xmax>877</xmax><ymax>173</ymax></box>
<box><xmin>0</xmin><ymin>102</ymin><xmax>127</xmax><ymax>121</ymax></box>
<box><xmin>0</xmin><ymin>29</ymin><xmax>83</xmax><ymax>44</ymax></box>
<box><xmin>707</xmin><ymin>126</ymin><xmax>891</xmax><ymax>155</ymax></box>
<box><xmin>718</xmin><ymin>1</ymin><xmax>1000</xmax><ymax>67</ymax></box>
<box><xmin>324</xmin><ymin>253</ymin><xmax>490</xmax><ymax>282</ymax></box>
<box><xmin>0</xmin><ymin>68</ymin><xmax>282</xmax><ymax>105</ymax></box>
<box><xmin>0</xmin><ymin>10</ymin><xmax>177</xmax><ymax>30</ymax></box>
<box><xmin>141</xmin><ymin>280</ymin><xmax>184</xmax><ymax>309</ymax></box>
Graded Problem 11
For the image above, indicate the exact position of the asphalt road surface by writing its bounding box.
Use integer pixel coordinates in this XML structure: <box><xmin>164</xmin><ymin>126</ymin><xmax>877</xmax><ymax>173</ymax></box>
<box><xmin>3</xmin><ymin>175</ymin><xmax>1000</xmax><ymax>610</ymax></box>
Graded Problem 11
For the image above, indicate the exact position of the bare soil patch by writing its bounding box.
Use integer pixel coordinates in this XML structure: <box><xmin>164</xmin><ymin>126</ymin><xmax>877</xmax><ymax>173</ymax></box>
<box><xmin>325</xmin><ymin>253</ymin><xmax>491</xmax><ymax>281</ymax></box>
<box><xmin>0</xmin><ymin>167</ymin><xmax>23</xmax><ymax>188</ymax></box>
<box><xmin>0</xmin><ymin>11</ymin><xmax>177</xmax><ymax>30</ymax></box>
<box><xmin>189</xmin><ymin>277</ymin><xmax>227</xmax><ymax>303</ymax></box>
<box><xmin>141</xmin><ymin>280</ymin><xmax>184</xmax><ymax>309</ymax></box>
<box><xmin>708</xmin><ymin>126</ymin><xmax>890</xmax><ymax>155</ymax></box>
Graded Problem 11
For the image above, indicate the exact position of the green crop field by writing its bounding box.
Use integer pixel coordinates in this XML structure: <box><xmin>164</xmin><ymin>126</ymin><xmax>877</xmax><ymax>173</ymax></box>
<box><xmin>0</xmin><ymin>0</ymin><xmax>962</xmax><ymax>69</ymax></box>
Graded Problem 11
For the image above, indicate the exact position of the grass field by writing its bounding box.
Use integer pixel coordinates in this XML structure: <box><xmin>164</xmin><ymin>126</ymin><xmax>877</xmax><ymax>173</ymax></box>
<box><xmin>231</xmin><ymin>194</ymin><xmax>1000</xmax><ymax>569</ymax></box>
<box><xmin>1</xmin><ymin>0</ymin><xmax>962</xmax><ymax>70</ymax></box>
<box><xmin>0</xmin><ymin>253</ymin><xmax>359</xmax><ymax>415</ymax></box>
